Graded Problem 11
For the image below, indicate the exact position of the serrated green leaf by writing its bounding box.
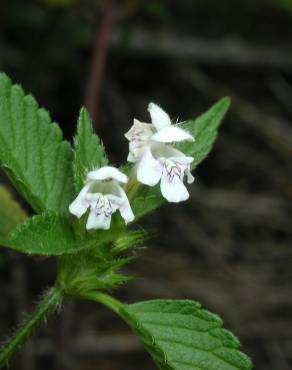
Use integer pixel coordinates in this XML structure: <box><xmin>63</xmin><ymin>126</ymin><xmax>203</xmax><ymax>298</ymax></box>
<box><xmin>0</xmin><ymin>73</ymin><xmax>75</xmax><ymax>213</ymax></box>
<box><xmin>122</xmin><ymin>299</ymin><xmax>253</xmax><ymax>370</ymax></box>
<box><xmin>131</xmin><ymin>97</ymin><xmax>230</xmax><ymax>220</ymax></box>
<box><xmin>73</xmin><ymin>107</ymin><xmax>108</xmax><ymax>191</ymax></box>
<box><xmin>0</xmin><ymin>213</ymin><xmax>94</xmax><ymax>255</ymax></box>
<box><xmin>0</xmin><ymin>185</ymin><xmax>26</xmax><ymax>236</ymax></box>
<box><xmin>131</xmin><ymin>192</ymin><xmax>164</xmax><ymax>220</ymax></box>
<box><xmin>177</xmin><ymin>97</ymin><xmax>231</xmax><ymax>170</ymax></box>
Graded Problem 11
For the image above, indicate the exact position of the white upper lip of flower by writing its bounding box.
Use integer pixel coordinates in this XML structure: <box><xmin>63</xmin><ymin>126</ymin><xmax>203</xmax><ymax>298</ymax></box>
<box><xmin>125</xmin><ymin>103</ymin><xmax>194</xmax><ymax>163</ymax></box>
<box><xmin>147</xmin><ymin>102</ymin><xmax>194</xmax><ymax>143</ymax></box>
<box><xmin>69</xmin><ymin>166</ymin><xmax>134</xmax><ymax>230</ymax></box>
<box><xmin>136</xmin><ymin>144</ymin><xmax>195</xmax><ymax>203</ymax></box>
<box><xmin>87</xmin><ymin>166</ymin><xmax>128</xmax><ymax>184</ymax></box>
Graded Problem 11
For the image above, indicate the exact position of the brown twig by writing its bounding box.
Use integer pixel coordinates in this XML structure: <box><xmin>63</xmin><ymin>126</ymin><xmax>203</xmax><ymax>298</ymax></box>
<box><xmin>84</xmin><ymin>0</ymin><xmax>113</xmax><ymax>127</ymax></box>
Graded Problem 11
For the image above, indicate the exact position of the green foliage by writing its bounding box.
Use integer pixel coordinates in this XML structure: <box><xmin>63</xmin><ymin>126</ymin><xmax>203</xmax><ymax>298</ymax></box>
<box><xmin>0</xmin><ymin>69</ymin><xmax>246</xmax><ymax>370</ymax></box>
<box><xmin>272</xmin><ymin>0</ymin><xmax>292</xmax><ymax>13</ymax></box>
<box><xmin>73</xmin><ymin>107</ymin><xmax>108</xmax><ymax>191</ymax></box>
<box><xmin>0</xmin><ymin>73</ymin><xmax>75</xmax><ymax>213</ymax></box>
<box><xmin>0</xmin><ymin>185</ymin><xmax>26</xmax><ymax>236</ymax></box>
<box><xmin>131</xmin><ymin>97</ymin><xmax>231</xmax><ymax>220</ymax></box>
<box><xmin>143</xmin><ymin>0</ymin><xmax>171</xmax><ymax>20</ymax></box>
<box><xmin>110</xmin><ymin>229</ymin><xmax>148</xmax><ymax>255</ymax></box>
<box><xmin>0</xmin><ymin>286</ymin><xmax>63</xmax><ymax>369</ymax></box>
<box><xmin>57</xmin><ymin>229</ymin><xmax>146</xmax><ymax>294</ymax></box>
<box><xmin>131</xmin><ymin>190</ymin><xmax>165</xmax><ymax>220</ymax></box>
<box><xmin>177</xmin><ymin>97</ymin><xmax>231</xmax><ymax>170</ymax></box>
<box><xmin>0</xmin><ymin>213</ymin><xmax>94</xmax><ymax>255</ymax></box>
<box><xmin>122</xmin><ymin>299</ymin><xmax>253</xmax><ymax>370</ymax></box>
<box><xmin>58</xmin><ymin>253</ymin><xmax>133</xmax><ymax>295</ymax></box>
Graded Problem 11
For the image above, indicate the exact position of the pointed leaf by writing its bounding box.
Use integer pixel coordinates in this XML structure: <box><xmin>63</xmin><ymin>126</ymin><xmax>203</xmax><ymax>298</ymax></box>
<box><xmin>177</xmin><ymin>97</ymin><xmax>231</xmax><ymax>169</ymax></box>
<box><xmin>110</xmin><ymin>230</ymin><xmax>148</xmax><ymax>255</ymax></box>
<box><xmin>0</xmin><ymin>213</ymin><xmax>94</xmax><ymax>255</ymax></box>
<box><xmin>73</xmin><ymin>107</ymin><xmax>108</xmax><ymax>191</ymax></box>
<box><xmin>0</xmin><ymin>73</ymin><xmax>75</xmax><ymax>213</ymax></box>
<box><xmin>122</xmin><ymin>299</ymin><xmax>253</xmax><ymax>370</ymax></box>
<box><xmin>131</xmin><ymin>192</ymin><xmax>164</xmax><ymax>220</ymax></box>
<box><xmin>0</xmin><ymin>185</ymin><xmax>26</xmax><ymax>236</ymax></box>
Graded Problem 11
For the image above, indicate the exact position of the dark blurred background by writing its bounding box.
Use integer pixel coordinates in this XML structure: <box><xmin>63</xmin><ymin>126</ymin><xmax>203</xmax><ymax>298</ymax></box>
<box><xmin>0</xmin><ymin>0</ymin><xmax>292</xmax><ymax>369</ymax></box>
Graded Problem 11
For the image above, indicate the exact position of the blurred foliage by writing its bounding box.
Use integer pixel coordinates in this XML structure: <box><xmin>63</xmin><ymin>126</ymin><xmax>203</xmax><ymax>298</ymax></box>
<box><xmin>45</xmin><ymin>0</ymin><xmax>77</xmax><ymax>7</ymax></box>
<box><xmin>0</xmin><ymin>0</ymin><xmax>96</xmax><ymax>134</ymax></box>
<box><xmin>0</xmin><ymin>185</ymin><xmax>26</xmax><ymax>237</ymax></box>
<box><xmin>272</xmin><ymin>0</ymin><xmax>292</xmax><ymax>13</ymax></box>
<box><xmin>141</xmin><ymin>0</ymin><xmax>170</xmax><ymax>20</ymax></box>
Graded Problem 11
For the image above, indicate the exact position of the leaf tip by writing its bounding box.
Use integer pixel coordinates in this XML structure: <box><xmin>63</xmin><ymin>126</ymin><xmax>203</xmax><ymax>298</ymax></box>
<box><xmin>0</xmin><ymin>72</ymin><xmax>11</xmax><ymax>83</ymax></box>
<box><xmin>79</xmin><ymin>106</ymin><xmax>91</xmax><ymax>122</ymax></box>
<box><xmin>220</xmin><ymin>96</ymin><xmax>232</xmax><ymax>110</ymax></box>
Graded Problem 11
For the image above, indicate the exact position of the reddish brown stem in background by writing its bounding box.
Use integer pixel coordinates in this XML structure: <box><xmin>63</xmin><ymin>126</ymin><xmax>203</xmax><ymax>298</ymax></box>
<box><xmin>85</xmin><ymin>0</ymin><xmax>113</xmax><ymax>128</ymax></box>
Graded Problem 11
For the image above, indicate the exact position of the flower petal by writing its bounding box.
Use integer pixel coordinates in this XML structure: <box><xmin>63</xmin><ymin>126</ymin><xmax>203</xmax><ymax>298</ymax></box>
<box><xmin>172</xmin><ymin>157</ymin><xmax>194</xmax><ymax>183</ymax></box>
<box><xmin>150</xmin><ymin>142</ymin><xmax>185</xmax><ymax>159</ymax></box>
<box><xmin>69</xmin><ymin>183</ymin><xmax>91</xmax><ymax>218</ymax></box>
<box><xmin>127</xmin><ymin>150</ymin><xmax>138</xmax><ymax>163</ymax></box>
<box><xmin>186</xmin><ymin>168</ymin><xmax>195</xmax><ymax>184</ymax></box>
<box><xmin>148</xmin><ymin>103</ymin><xmax>171</xmax><ymax>131</ymax></box>
<box><xmin>151</xmin><ymin>126</ymin><xmax>194</xmax><ymax>143</ymax></box>
<box><xmin>87</xmin><ymin>166</ymin><xmax>128</xmax><ymax>184</ymax></box>
<box><xmin>115</xmin><ymin>188</ymin><xmax>135</xmax><ymax>224</ymax></box>
<box><xmin>106</xmin><ymin>194</ymin><xmax>124</xmax><ymax>210</ymax></box>
<box><xmin>128</xmin><ymin>141</ymin><xmax>146</xmax><ymax>163</ymax></box>
<box><xmin>86</xmin><ymin>209</ymin><xmax>112</xmax><ymax>230</ymax></box>
<box><xmin>160</xmin><ymin>173</ymin><xmax>189</xmax><ymax>203</ymax></box>
<box><xmin>85</xmin><ymin>193</ymin><xmax>101</xmax><ymax>203</ymax></box>
<box><xmin>125</xmin><ymin>119</ymin><xmax>154</xmax><ymax>163</ymax></box>
<box><xmin>171</xmin><ymin>156</ymin><xmax>194</xmax><ymax>166</ymax></box>
<box><xmin>137</xmin><ymin>147</ymin><xmax>162</xmax><ymax>186</ymax></box>
<box><xmin>125</xmin><ymin>119</ymin><xmax>153</xmax><ymax>141</ymax></box>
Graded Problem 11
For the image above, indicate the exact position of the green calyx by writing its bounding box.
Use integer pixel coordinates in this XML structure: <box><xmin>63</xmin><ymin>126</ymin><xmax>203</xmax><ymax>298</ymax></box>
<box><xmin>56</xmin><ymin>229</ymin><xmax>148</xmax><ymax>296</ymax></box>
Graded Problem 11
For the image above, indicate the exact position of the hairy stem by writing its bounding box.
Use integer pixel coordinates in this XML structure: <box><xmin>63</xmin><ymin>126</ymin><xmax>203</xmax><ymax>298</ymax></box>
<box><xmin>0</xmin><ymin>286</ymin><xmax>63</xmax><ymax>368</ymax></box>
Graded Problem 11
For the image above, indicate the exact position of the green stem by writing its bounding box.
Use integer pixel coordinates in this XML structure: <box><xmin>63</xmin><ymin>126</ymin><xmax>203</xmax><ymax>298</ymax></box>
<box><xmin>126</xmin><ymin>177</ymin><xmax>141</xmax><ymax>201</ymax></box>
<box><xmin>81</xmin><ymin>291</ymin><xmax>124</xmax><ymax>317</ymax></box>
<box><xmin>0</xmin><ymin>286</ymin><xmax>63</xmax><ymax>368</ymax></box>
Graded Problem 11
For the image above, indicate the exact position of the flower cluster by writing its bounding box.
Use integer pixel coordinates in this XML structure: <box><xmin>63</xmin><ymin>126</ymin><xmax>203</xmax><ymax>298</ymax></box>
<box><xmin>69</xmin><ymin>103</ymin><xmax>195</xmax><ymax>230</ymax></box>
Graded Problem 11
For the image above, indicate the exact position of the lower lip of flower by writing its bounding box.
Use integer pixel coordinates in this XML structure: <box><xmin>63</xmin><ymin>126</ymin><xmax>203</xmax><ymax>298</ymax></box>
<box><xmin>93</xmin><ymin>196</ymin><xmax>113</xmax><ymax>218</ymax></box>
<box><xmin>164</xmin><ymin>160</ymin><xmax>181</xmax><ymax>183</ymax></box>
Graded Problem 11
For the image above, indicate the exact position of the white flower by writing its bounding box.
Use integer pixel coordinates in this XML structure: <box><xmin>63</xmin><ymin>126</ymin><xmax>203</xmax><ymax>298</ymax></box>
<box><xmin>124</xmin><ymin>119</ymin><xmax>154</xmax><ymax>163</ymax></box>
<box><xmin>125</xmin><ymin>103</ymin><xmax>194</xmax><ymax>163</ymax></box>
<box><xmin>125</xmin><ymin>103</ymin><xmax>195</xmax><ymax>203</ymax></box>
<box><xmin>69</xmin><ymin>166</ymin><xmax>134</xmax><ymax>230</ymax></box>
<box><xmin>136</xmin><ymin>144</ymin><xmax>194</xmax><ymax>203</ymax></box>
